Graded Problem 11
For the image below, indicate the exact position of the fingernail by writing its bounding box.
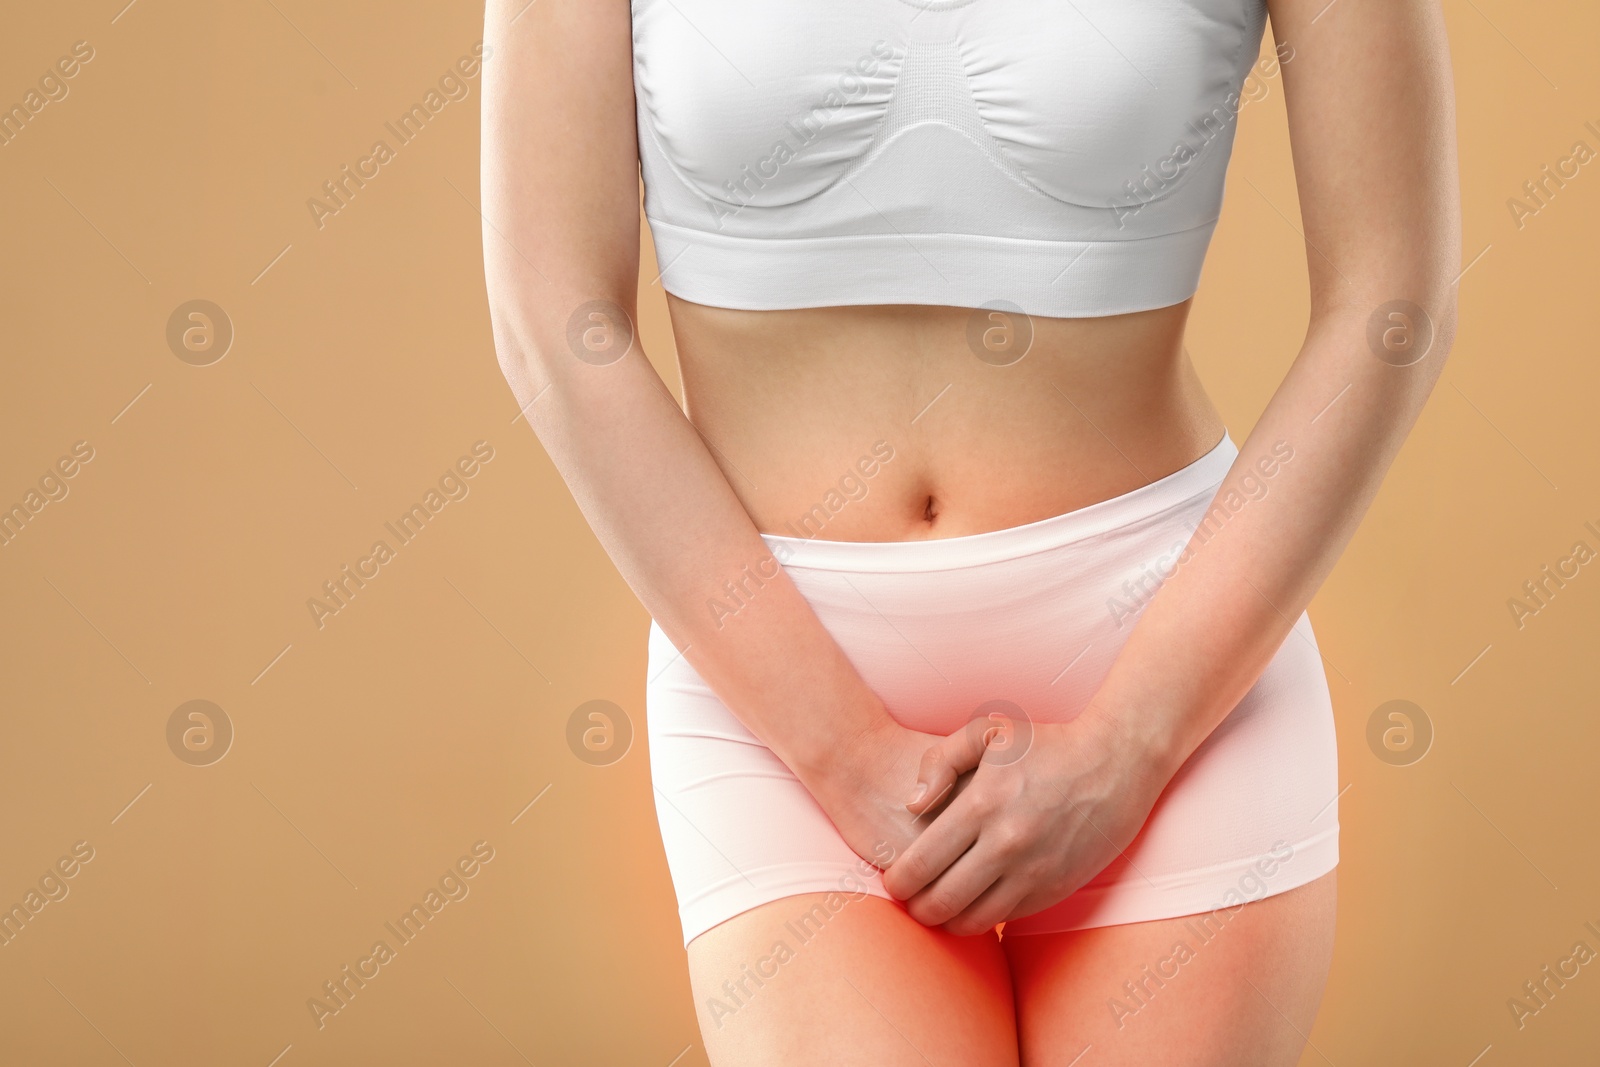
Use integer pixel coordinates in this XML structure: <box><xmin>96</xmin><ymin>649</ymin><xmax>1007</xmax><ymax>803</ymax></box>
<box><xmin>908</xmin><ymin>782</ymin><xmax>927</xmax><ymax>805</ymax></box>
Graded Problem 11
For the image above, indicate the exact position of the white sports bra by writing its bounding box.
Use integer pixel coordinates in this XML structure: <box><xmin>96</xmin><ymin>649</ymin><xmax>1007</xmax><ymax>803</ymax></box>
<box><xmin>632</xmin><ymin>0</ymin><xmax>1269</xmax><ymax>318</ymax></box>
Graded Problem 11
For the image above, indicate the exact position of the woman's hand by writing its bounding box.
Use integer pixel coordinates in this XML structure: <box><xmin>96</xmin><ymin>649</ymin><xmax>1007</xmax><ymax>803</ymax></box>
<box><xmin>879</xmin><ymin>706</ymin><xmax>1175</xmax><ymax>936</ymax></box>
<box><xmin>796</xmin><ymin>716</ymin><xmax>974</xmax><ymax>872</ymax></box>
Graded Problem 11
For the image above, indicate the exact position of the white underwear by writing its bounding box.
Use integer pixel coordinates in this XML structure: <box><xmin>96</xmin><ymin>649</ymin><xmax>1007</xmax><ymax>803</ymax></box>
<box><xmin>646</xmin><ymin>434</ymin><xmax>1339</xmax><ymax>947</ymax></box>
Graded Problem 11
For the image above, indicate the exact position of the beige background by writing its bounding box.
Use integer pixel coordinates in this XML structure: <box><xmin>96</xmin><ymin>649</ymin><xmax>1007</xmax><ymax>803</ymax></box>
<box><xmin>1</xmin><ymin>1</ymin><xmax>1597</xmax><ymax>1064</ymax></box>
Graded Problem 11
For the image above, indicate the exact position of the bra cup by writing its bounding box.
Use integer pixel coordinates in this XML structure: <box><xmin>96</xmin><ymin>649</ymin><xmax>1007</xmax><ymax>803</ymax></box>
<box><xmin>957</xmin><ymin>8</ymin><xmax>1250</xmax><ymax>208</ymax></box>
<box><xmin>636</xmin><ymin>0</ymin><xmax>1254</xmax><ymax>217</ymax></box>
<box><xmin>633</xmin><ymin>1</ymin><xmax>901</xmax><ymax>208</ymax></box>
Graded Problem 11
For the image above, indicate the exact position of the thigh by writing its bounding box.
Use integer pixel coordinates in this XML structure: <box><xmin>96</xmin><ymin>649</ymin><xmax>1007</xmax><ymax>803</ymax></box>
<box><xmin>687</xmin><ymin>892</ymin><xmax>1019</xmax><ymax>1067</ymax></box>
<box><xmin>1003</xmin><ymin>871</ymin><xmax>1337</xmax><ymax>1067</ymax></box>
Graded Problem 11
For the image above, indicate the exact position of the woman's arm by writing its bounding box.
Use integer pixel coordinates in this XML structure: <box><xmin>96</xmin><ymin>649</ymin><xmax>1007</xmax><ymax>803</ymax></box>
<box><xmin>884</xmin><ymin>0</ymin><xmax>1462</xmax><ymax>931</ymax></box>
<box><xmin>1091</xmin><ymin>0</ymin><xmax>1462</xmax><ymax>770</ymax></box>
<box><xmin>480</xmin><ymin>0</ymin><xmax>935</xmax><ymax>859</ymax></box>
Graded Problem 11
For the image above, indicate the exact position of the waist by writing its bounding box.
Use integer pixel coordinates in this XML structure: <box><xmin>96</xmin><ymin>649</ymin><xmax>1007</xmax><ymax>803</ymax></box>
<box><xmin>761</xmin><ymin>433</ymin><xmax>1238</xmax><ymax>574</ymax></box>
<box><xmin>651</xmin><ymin>431</ymin><xmax>1249</xmax><ymax>734</ymax></box>
<box><xmin>668</xmin><ymin>296</ymin><xmax>1226</xmax><ymax>540</ymax></box>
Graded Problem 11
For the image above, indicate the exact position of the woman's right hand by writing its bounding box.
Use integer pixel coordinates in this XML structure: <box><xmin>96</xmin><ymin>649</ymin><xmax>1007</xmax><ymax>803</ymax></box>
<box><xmin>797</xmin><ymin>717</ymin><xmax>977</xmax><ymax>871</ymax></box>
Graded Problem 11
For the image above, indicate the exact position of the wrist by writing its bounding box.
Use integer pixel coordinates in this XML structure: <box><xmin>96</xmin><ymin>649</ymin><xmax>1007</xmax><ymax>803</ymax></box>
<box><xmin>791</xmin><ymin>695</ymin><xmax>901</xmax><ymax>788</ymax></box>
<box><xmin>1077</xmin><ymin>696</ymin><xmax>1191</xmax><ymax>792</ymax></box>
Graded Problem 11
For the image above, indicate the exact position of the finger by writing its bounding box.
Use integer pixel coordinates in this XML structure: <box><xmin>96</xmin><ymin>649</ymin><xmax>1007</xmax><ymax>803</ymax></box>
<box><xmin>881</xmin><ymin>788</ymin><xmax>985</xmax><ymax>900</ymax></box>
<box><xmin>905</xmin><ymin>839</ymin><xmax>1006</xmax><ymax>929</ymax></box>
<box><xmin>911</xmin><ymin>765</ymin><xmax>981</xmax><ymax>823</ymax></box>
<box><xmin>904</xmin><ymin>747</ymin><xmax>960</xmax><ymax>816</ymax></box>
<box><xmin>905</xmin><ymin>720</ymin><xmax>992</xmax><ymax>814</ymax></box>
<box><xmin>1004</xmin><ymin>872</ymin><xmax>1093</xmax><ymax>925</ymax></box>
<box><xmin>946</xmin><ymin>875</ymin><xmax>1030</xmax><ymax>938</ymax></box>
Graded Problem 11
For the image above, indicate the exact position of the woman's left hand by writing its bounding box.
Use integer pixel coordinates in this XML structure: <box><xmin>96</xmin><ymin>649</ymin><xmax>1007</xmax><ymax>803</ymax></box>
<box><xmin>879</xmin><ymin>705</ymin><xmax>1176</xmax><ymax>936</ymax></box>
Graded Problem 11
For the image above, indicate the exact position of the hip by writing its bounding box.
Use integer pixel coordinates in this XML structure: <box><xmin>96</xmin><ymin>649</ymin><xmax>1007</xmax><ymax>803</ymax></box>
<box><xmin>653</xmin><ymin>432</ymin><xmax>1304</xmax><ymax>734</ymax></box>
<box><xmin>644</xmin><ymin>431</ymin><xmax>1341</xmax><ymax>942</ymax></box>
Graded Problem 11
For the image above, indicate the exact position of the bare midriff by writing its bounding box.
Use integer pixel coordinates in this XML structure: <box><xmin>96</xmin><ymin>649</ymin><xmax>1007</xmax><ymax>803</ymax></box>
<box><xmin>666</xmin><ymin>295</ymin><xmax>1229</xmax><ymax>543</ymax></box>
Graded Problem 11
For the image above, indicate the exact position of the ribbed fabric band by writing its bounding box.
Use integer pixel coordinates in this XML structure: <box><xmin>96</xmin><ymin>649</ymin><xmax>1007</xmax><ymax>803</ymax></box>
<box><xmin>651</xmin><ymin>219</ymin><xmax>1221</xmax><ymax>318</ymax></box>
<box><xmin>761</xmin><ymin>432</ymin><xmax>1238</xmax><ymax>573</ymax></box>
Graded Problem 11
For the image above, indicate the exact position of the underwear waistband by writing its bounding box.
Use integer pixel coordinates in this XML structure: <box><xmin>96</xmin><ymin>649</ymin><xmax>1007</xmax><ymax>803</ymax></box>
<box><xmin>759</xmin><ymin>432</ymin><xmax>1239</xmax><ymax>574</ymax></box>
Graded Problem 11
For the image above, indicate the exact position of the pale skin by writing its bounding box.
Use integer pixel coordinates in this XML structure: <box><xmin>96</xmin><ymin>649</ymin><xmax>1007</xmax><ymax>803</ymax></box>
<box><xmin>482</xmin><ymin>0</ymin><xmax>1459</xmax><ymax>1062</ymax></box>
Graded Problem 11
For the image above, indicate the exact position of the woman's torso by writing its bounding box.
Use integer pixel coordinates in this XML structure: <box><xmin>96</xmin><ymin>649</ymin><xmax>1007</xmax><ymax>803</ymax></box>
<box><xmin>668</xmin><ymin>297</ymin><xmax>1227</xmax><ymax>542</ymax></box>
<box><xmin>634</xmin><ymin>0</ymin><xmax>1263</xmax><ymax>540</ymax></box>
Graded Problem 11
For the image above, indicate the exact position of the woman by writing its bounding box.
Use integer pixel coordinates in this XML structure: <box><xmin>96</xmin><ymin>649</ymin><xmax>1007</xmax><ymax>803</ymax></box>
<box><xmin>481</xmin><ymin>0</ymin><xmax>1458</xmax><ymax>1062</ymax></box>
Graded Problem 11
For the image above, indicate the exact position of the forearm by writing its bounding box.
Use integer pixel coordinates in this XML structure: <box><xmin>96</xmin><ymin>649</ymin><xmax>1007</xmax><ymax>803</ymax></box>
<box><xmin>1083</xmin><ymin>0</ymin><xmax>1462</xmax><ymax>779</ymax></box>
<box><xmin>1084</xmin><ymin>297</ymin><xmax>1457</xmax><ymax>778</ymax></box>
<box><xmin>491</xmin><ymin>300</ymin><xmax>894</xmax><ymax>776</ymax></box>
<box><xmin>481</xmin><ymin>0</ymin><xmax>893</xmax><ymax>782</ymax></box>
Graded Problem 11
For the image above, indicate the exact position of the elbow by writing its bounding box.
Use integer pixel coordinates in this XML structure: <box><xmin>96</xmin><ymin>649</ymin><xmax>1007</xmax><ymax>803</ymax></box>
<box><xmin>1408</xmin><ymin>281</ymin><xmax>1460</xmax><ymax>371</ymax></box>
<box><xmin>484</xmin><ymin>281</ymin><xmax>564</xmax><ymax>409</ymax></box>
<box><xmin>486</xmin><ymin>264</ymin><xmax>638</xmax><ymax>363</ymax></box>
<box><xmin>1364</xmin><ymin>293</ymin><xmax>1458</xmax><ymax>379</ymax></box>
<box><xmin>486</xmin><ymin>285</ymin><xmax>641</xmax><ymax>417</ymax></box>
<box><xmin>1415</xmin><ymin>264</ymin><xmax>1460</xmax><ymax>363</ymax></box>
<box><xmin>1311</xmin><ymin>265</ymin><xmax>1461</xmax><ymax>374</ymax></box>
<box><xmin>487</xmin><ymin>301</ymin><xmax>552</xmax><ymax>413</ymax></box>
<box><xmin>1432</xmin><ymin>298</ymin><xmax>1460</xmax><ymax>366</ymax></box>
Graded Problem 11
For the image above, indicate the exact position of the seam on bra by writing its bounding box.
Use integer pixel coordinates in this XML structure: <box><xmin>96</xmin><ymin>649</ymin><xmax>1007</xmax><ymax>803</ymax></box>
<box><xmin>646</xmin><ymin>214</ymin><xmax>1224</xmax><ymax>248</ymax></box>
